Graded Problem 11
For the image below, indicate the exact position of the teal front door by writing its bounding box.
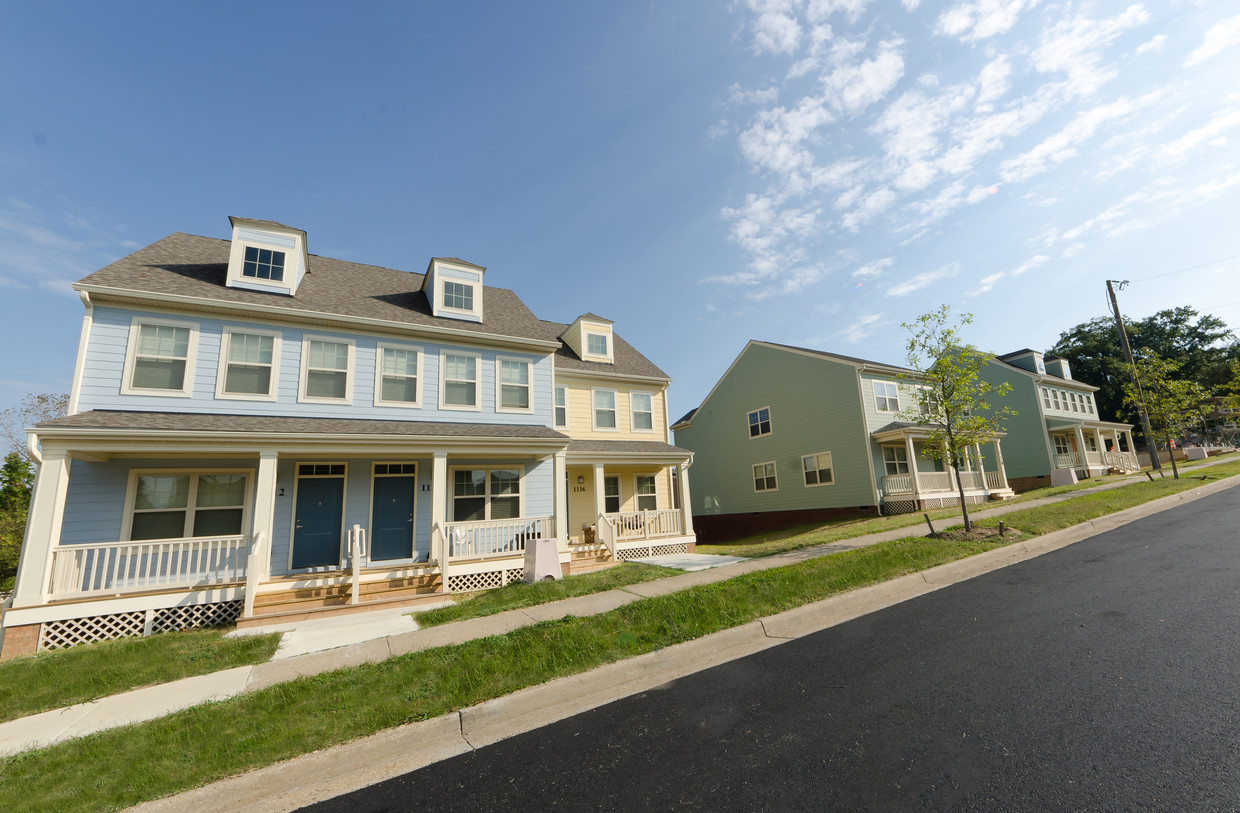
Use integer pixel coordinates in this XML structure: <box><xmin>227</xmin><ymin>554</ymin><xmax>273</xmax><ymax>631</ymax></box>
<box><xmin>291</xmin><ymin>477</ymin><xmax>344</xmax><ymax>569</ymax></box>
<box><xmin>371</xmin><ymin>475</ymin><xmax>416</xmax><ymax>561</ymax></box>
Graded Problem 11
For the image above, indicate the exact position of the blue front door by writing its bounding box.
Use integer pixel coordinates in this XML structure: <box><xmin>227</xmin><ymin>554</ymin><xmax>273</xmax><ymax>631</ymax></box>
<box><xmin>292</xmin><ymin>477</ymin><xmax>344</xmax><ymax>569</ymax></box>
<box><xmin>371</xmin><ymin>475</ymin><xmax>416</xmax><ymax>561</ymax></box>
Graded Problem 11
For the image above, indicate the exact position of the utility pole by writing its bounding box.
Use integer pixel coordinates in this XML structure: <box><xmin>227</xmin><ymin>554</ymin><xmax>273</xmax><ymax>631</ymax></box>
<box><xmin>1107</xmin><ymin>279</ymin><xmax>1162</xmax><ymax>472</ymax></box>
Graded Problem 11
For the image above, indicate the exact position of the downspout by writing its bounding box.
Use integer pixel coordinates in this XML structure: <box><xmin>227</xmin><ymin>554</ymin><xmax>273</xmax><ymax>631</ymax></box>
<box><xmin>26</xmin><ymin>430</ymin><xmax>42</xmax><ymax>466</ymax></box>
<box><xmin>67</xmin><ymin>291</ymin><xmax>94</xmax><ymax>416</ymax></box>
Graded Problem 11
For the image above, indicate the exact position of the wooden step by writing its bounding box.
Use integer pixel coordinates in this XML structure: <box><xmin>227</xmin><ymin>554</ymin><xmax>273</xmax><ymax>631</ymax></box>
<box><xmin>235</xmin><ymin>591</ymin><xmax>451</xmax><ymax>629</ymax></box>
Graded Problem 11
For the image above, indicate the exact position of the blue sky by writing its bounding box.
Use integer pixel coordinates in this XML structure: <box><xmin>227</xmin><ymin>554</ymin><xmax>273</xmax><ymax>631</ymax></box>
<box><xmin>2</xmin><ymin>1</ymin><xmax>1239</xmax><ymax>424</ymax></box>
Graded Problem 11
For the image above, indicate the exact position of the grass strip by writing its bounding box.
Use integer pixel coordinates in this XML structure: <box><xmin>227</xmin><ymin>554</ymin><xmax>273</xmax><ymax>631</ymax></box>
<box><xmin>415</xmin><ymin>562</ymin><xmax>674</xmax><ymax>627</ymax></box>
<box><xmin>4</xmin><ymin>465</ymin><xmax>1237</xmax><ymax>812</ymax></box>
<box><xmin>0</xmin><ymin>630</ymin><xmax>280</xmax><ymax>724</ymax></box>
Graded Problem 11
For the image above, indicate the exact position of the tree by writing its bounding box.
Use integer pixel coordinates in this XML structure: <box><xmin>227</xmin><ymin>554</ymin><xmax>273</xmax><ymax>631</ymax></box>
<box><xmin>1050</xmin><ymin>307</ymin><xmax>1240</xmax><ymax>430</ymax></box>
<box><xmin>0</xmin><ymin>392</ymin><xmax>68</xmax><ymax>463</ymax></box>
<box><xmin>0</xmin><ymin>452</ymin><xmax>33</xmax><ymax>589</ymax></box>
<box><xmin>900</xmin><ymin>306</ymin><xmax>1016</xmax><ymax>533</ymax></box>
<box><xmin>1122</xmin><ymin>352</ymin><xmax>1210</xmax><ymax>479</ymax></box>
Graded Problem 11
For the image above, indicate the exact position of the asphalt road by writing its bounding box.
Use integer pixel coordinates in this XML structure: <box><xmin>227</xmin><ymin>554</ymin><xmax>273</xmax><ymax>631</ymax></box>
<box><xmin>304</xmin><ymin>486</ymin><xmax>1240</xmax><ymax>812</ymax></box>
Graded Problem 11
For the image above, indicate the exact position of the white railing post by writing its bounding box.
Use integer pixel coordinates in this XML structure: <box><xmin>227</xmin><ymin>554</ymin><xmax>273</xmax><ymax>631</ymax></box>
<box><xmin>349</xmin><ymin>524</ymin><xmax>364</xmax><ymax>605</ymax></box>
<box><xmin>243</xmin><ymin>532</ymin><xmax>266</xmax><ymax>619</ymax></box>
<box><xmin>596</xmin><ymin>514</ymin><xmax>616</xmax><ymax>559</ymax></box>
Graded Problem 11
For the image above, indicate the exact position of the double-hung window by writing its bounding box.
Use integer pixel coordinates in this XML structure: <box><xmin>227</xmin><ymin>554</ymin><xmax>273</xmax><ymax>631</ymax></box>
<box><xmin>748</xmin><ymin>407</ymin><xmax>772</xmax><ymax>438</ymax></box>
<box><xmin>753</xmin><ymin>462</ymin><xmax>777</xmax><ymax>492</ymax></box>
<box><xmin>631</xmin><ymin>392</ymin><xmax>654</xmax><ymax>431</ymax></box>
<box><xmin>300</xmin><ymin>337</ymin><xmax>353</xmax><ymax>402</ymax></box>
<box><xmin>874</xmin><ymin>381</ymin><xmax>899</xmax><ymax>412</ymax></box>
<box><xmin>123</xmin><ymin>319</ymin><xmax>198</xmax><ymax>396</ymax></box>
<box><xmin>218</xmin><ymin>329</ymin><xmax>279</xmax><ymax>400</ymax></box>
<box><xmin>127</xmin><ymin>471</ymin><xmax>249</xmax><ymax>541</ymax></box>
<box><xmin>603</xmin><ymin>476</ymin><xmax>621</xmax><ymax>513</ymax></box>
<box><xmin>442</xmin><ymin>353</ymin><xmax>480</xmax><ymax>409</ymax></box>
<box><xmin>554</xmin><ymin>386</ymin><xmax>568</xmax><ymax>428</ymax></box>
<box><xmin>452</xmin><ymin>468</ymin><xmax>520</xmax><ymax>522</ymax></box>
<box><xmin>635</xmin><ymin>475</ymin><xmax>657</xmax><ymax>510</ymax></box>
<box><xmin>376</xmin><ymin>344</ymin><xmax>420</xmax><ymax>406</ymax></box>
<box><xmin>883</xmin><ymin>447</ymin><xmax>909</xmax><ymax>475</ymax></box>
<box><xmin>593</xmin><ymin>389</ymin><xmax>618</xmax><ymax>430</ymax></box>
<box><xmin>586</xmin><ymin>333</ymin><xmax>609</xmax><ymax>357</ymax></box>
<box><xmin>498</xmin><ymin>359</ymin><xmax>531</xmax><ymax>411</ymax></box>
<box><xmin>802</xmin><ymin>452</ymin><xmax>834</xmax><ymax>486</ymax></box>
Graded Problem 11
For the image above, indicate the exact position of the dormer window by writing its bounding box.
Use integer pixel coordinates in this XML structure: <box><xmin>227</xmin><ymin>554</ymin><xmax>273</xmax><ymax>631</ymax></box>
<box><xmin>587</xmin><ymin>333</ymin><xmax>609</xmax><ymax>357</ymax></box>
<box><xmin>423</xmin><ymin>258</ymin><xmax>485</xmax><ymax>323</ymax></box>
<box><xmin>243</xmin><ymin>247</ymin><xmax>285</xmax><ymax>282</ymax></box>
<box><xmin>443</xmin><ymin>280</ymin><xmax>474</xmax><ymax>311</ymax></box>
<box><xmin>563</xmin><ymin>314</ymin><xmax>615</xmax><ymax>364</ymax></box>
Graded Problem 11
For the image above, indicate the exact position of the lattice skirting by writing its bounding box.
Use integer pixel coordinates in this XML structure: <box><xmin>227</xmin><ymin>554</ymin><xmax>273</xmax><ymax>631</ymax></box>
<box><xmin>615</xmin><ymin>541</ymin><xmax>691</xmax><ymax>560</ymax></box>
<box><xmin>37</xmin><ymin>600</ymin><xmax>244</xmax><ymax>653</ymax></box>
<box><xmin>447</xmin><ymin>567</ymin><xmax>525</xmax><ymax>593</ymax></box>
<box><xmin>882</xmin><ymin>495</ymin><xmax>986</xmax><ymax>516</ymax></box>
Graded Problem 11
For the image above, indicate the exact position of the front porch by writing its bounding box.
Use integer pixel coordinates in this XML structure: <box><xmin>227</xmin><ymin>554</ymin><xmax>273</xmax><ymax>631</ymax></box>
<box><xmin>1049</xmin><ymin>420</ymin><xmax>1140</xmax><ymax>478</ymax></box>
<box><xmin>872</xmin><ymin>423</ymin><xmax>1015</xmax><ymax>515</ymax></box>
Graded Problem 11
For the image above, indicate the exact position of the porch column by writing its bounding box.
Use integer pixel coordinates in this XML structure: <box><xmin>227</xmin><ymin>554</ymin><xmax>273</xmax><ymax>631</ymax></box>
<box><xmin>12</xmin><ymin>451</ymin><xmax>71</xmax><ymax>609</ymax></box>
<box><xmin>678</xmin><ymin>460</ymin><xmax>695</xmax><ymax>537</ymax></box>
<box><xmin>974</xmin><ymin>443</ymin><xmax>988</xmax><ymax>495</ymax></box>
<box><xmin>1072</xmin><ymin>425</ymin><xmax>1088</xmax><ymax>469</ymax></box>
<box><xmin>431</xmin><ymin>451</ymin><xmax>448</xmax><ymax>530</ymax></box>
<box><xmin>592</xmin><ymin>462</ymin><xmax>605</xmax><ymax>521</ymax></box>
<box><xmin>553</xmin><ymin>451</ymin><xmax>568</xmax><ymax>546</ymax></box>
<box><xmin>250</xmin><ymin>451</ymin><xmax>278</xmax><ymax>582</ymax></box>
<box><xmin>993</xmin><ymin>438</ymin><xmax>1008</xmax><ymax>487</ymax></box>
<box><xmin>905</xmin><ymin>436</ymin><xmax>922</xmax><ymax>498</ymax></box>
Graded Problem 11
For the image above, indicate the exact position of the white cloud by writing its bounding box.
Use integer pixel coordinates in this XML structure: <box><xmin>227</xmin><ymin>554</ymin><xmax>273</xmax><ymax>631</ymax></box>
<box><xmin>1135</xmin><ymin>34</ymin><xmax>1165</xmax><ymax>55</ymax></box>
<box><xmin>1061</xmin><ymin>242</ymin><xmax>1086</xmax><ymax>258</ymax></box>
<box><xmin>1152</xmin><ymin>107</ymin><xmax>1240</xmax><ymax>167</ymax></box>
<box><xmin>975</xmin><ymin>56</ymin><xmax>1011</xmax><ymax>109</ymax></box>
<box><xmin>738</xmin><ymin>94</ymin><xmax>835</xmax><ymax>181</ymax></box>
<box><xmin>807</xmin><ymin>0</ymin><xmax>873</xmax><ymax>23</ymax></box>
<box><xmin>937</xmin><ymin>0</ymin><xmax>1041</xmax><ymax>43</ymax></box>
<box><xmin>1010</xmin><ymin>254</ymin><xmax>1050</xmax><ymax>276</ymax></box>
<box><xmin>822</xmin><ymin>38</ymin><xmax>906</xmax><ymax>114</ymax></box>
<box><xmin>885</xmin><ymin>263</ymin><xmax>960</xmax><ymax>296</ymax></box>
<box><xmin>729</xmin><ymin>84</ymin><xmax>780</xmax><ymax>106</ymax></box>
<box><xmin>836</xmin><ymin>312</ymin><xmax>885</xmax><ymax>342</ymax></box>
<box><xmin>1185</xmin><ymin>14</ymin><xmax>1240</xmax><ymax>68</ymax></box>
<box><xmin>967</xmin><ymin>271</ymin><xmax>1006</xmax><ymax>296</ymax></box>
<box><xmin>749</xmin><ymin>0</ymin><xmax>803</xmax><ymax>55</ymax></box>
<box><xmin>708</xmin><ymin>118</ymin><xmax>732</xmax><ymax>139</ymax></box>
<box><xmin>852</xmin><ymin>257</ymin><xmax>893</xmax><ymax>278</ymax></box>
<box><xmin>1031</xmin><ymin>4</ymin><xmax>1151</xmax><ymax>97</ymax></box>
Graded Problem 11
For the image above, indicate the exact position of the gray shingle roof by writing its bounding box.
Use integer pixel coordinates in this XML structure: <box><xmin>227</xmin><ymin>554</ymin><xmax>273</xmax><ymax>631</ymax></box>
<box><xmin>39</xmin><ymin>410</ymin><xmax>568</xmax><ymax>440</ymax></box>
<box><xmin>565</xmin><ymin>439</ymin><xmax>691</xmax><ymax>455</ymax></box>
<box><xmin>77</xmin><ymin>232</ymin><xmax>667</xmax><ymax>380</ymax></box>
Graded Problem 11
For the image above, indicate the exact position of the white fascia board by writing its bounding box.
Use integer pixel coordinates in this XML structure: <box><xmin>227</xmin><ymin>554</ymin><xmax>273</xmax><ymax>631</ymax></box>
<box><xmin>552</xmin><ymin>367</ymin><xmax>671</xmax><ymax>387</ymax></box>
<box><xmin>565</xmin><ymin>450</ymin><xmax>690</xmax><ymax>465</ymax></box>
<box><xmin>75</xmin><ymin>285</ymin><xmax>561</xmax><ymax>354</ymax></box>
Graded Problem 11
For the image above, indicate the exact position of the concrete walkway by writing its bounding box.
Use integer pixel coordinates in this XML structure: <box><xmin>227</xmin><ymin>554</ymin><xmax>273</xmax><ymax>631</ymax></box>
<box><xmin>0</xmin><ymin>457</ymin><xmax>1232</xmax><ymax>761</ymax></box>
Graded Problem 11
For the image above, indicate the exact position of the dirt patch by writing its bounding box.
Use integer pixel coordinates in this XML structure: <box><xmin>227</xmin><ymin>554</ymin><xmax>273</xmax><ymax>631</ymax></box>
<box><xmin>930</xmin><ymin>525</ymin><xmax>1024</xmax><ymax>543</ymax></box>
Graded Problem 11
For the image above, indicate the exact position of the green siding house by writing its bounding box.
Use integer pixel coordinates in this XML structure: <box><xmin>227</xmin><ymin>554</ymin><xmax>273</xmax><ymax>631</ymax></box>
<box><xmin>672</xmin><ymin>342</ymin><xmax>1015</xmax><ymax>543</ymax></box>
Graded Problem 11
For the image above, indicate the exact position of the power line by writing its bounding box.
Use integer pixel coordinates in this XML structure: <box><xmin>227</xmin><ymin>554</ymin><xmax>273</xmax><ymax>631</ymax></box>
<box><xmin>1129</xmin><ymin>252</ymin><xmax>1240</xmax><ymax>282</ymax></box>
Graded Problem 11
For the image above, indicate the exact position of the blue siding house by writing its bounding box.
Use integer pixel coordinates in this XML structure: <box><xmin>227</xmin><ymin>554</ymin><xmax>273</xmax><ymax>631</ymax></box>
<box><xmin>1</xmin><ymin>218</ymin><xmax>694</xmax><ymax>658</ymax></box>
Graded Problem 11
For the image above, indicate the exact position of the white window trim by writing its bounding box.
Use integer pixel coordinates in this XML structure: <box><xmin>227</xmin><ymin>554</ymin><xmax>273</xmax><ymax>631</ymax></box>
<box><xmin>882</xmin><ymin>446</ymin><xmax>910</xmax><ymax>476</ymax></box>
<box><xmin>298</xmin><ymin>334</ymin><xmax>355</xmax><ymax>405</ymax></box>
<box><xmin>630</xmin><ymin>390</ymin><xmax>655</xmax><ymax>433</ymax></box>
<box><xmin>439</xmin><ymin>350</ymin><xmax>483</xmax><ymax>412</ymax></box>
<box><xmin>554</xmin><ymin>385</ymin><xmax>569</xmax><ymax>429</ymax></box>
<box><xmin>374</xmin><ymin>342</ymin><xmax>423</xmax><ymax>409</ymax></box>
<box><xmin>495</xmin><ymin>356</ymin><xmax>535</xmax><ymax>414</ymax></box>
<box><xmin>583</xmin><ymin>330</ymin><xmax>613</xmax><ymax>363</ymax></box>
<box><xmin>215</xmin><ymin>326</ymin><xmax>282</xmax><ymax>402</ymax></box>
<box><xmin>634</xmin><ymin>473</ymin><xmax>658</xmax><ymax>510</ymax></box>
<box><xmin>747</xmin><ymin>406</ymin><xmax>772</xmax><ymax>439</ymax></box>
<box><xmin>448</xmin><ymin>466</ymin><xmax>526</xmax><ymax>522</ymax></box>
<box><xmin>873</xmin><ymin>380</ymin><xmax>900</xmax><ymax>412</ymax></box>
<box><xmin>121</xmin><ymin>468</ymin><xmax>254</xmax><ymax>541</ymax></box>
<box><xmin>801</xmin><ymin>451</ymin><xmax>835</xmax><ymax>488</ymax></box>
<box><xmin>753</xmin><ymin>461</ymin><xmax>778</xmax><ymax>493</ymax></box>
<box><xmin>592</xmin><ymin>387</ymin><xmax>620</xmax><ymax>432</ymax></box>
<box><xmin>438</xmin><ymin>279</ymin><xmax>480</xmax><ymax>319</ymax></box>
<box><xmin>120</xmin><ymin>316</ymin><xmax>200</xmax><ymax>398</ymax></box>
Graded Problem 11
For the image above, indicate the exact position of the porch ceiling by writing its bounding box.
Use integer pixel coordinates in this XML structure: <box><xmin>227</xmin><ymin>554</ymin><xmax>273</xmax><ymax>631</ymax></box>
<box><xmin>871</xmin><ymin>420</ymin><xmax>1006</xmax><ymax>443</ymax></box>
<box><xmin>1046</xmin><ymin>418</ymin><xmax>1133</xmax><ymax>431</ymax></box>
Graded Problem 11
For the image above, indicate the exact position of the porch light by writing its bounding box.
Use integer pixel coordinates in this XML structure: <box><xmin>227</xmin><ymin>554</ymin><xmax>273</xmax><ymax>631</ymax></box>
<box><xmin>577</xmin><ymin>476</ymin><xmax>584</xmax><ymax>484</ymax></box>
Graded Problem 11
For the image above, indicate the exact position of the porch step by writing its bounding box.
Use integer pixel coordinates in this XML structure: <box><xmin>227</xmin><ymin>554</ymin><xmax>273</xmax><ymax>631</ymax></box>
<box><xmin>250</xmin><ymin>573</ymin><xmax>443</xmax><ymax>617</ymax></box>
<box><xmin>235</xmin><ymin>591</ymin><xmax>450</xmax><ymax>630</ymax></box>
<box><xmin>568</xmin><ymin>558</ymin><xmax>622</xmax><ymax>575</ymax></box>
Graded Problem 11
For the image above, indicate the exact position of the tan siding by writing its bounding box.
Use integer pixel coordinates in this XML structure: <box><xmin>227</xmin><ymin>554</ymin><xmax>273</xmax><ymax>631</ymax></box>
<box><xmin>557</xmin><ymin>377</ymin><xmax>668</xmax><ymax>441</ymax></box>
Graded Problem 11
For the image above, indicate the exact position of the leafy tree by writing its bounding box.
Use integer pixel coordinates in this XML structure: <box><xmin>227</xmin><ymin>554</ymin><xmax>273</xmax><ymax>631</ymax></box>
<box><xmin>900</xmin><ymin>306</ymin><xmax>1015</xmax><ymax>533</ymax></box>
<box><xmin>0</xmin><ymin>452</ymin><xmax>33</xmax><ymax>589</ymax></box>
<box><xmin>1050</xmin><ymin>307</ymin><xmax>1240</xmax><ymax>430</ymax></box>
<box><xmin>0</xmin><ymin>392</ymin><xmax>68</xmax><ymax>463</ymax></box>
<box><xmin>1122</xmin><ymin>352</ymin><xmax>1210</xmax><ymax>479</ymax></box>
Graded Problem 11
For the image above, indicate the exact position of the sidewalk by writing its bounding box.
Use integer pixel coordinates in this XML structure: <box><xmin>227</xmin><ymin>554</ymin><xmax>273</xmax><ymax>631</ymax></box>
<box><xmin>1</xmin><ymin>457</ymin><xmax>1233</xmax><ymax>760</ymax></box>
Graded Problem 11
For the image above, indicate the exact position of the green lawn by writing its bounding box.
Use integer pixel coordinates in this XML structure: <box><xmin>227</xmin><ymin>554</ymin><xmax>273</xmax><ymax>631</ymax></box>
<box><xmin>414</xmin><ymin>562</ymin><xmax>674</xmax><ymax>627</ymax></box>
<box><xmin>0</xmin><ymin>629</ymin><xmax>280</xmax><ymax>724</ymax></box>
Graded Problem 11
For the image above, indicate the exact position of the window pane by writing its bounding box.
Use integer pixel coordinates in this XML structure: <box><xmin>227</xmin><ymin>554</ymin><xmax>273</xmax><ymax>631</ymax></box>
<box><xmin>382</xmin><ymin>348</ymin><xmax>417</xmax><ymax>377</ymax></box>
<box><xmin>636</xmin><ymin>475</ymin><xmax>656</xmax><ymax>496</ymax></box>
<box><xmin>637</xmin><ymin>495</ymin><xmax>657</xmax><ymax>511</ymax></box>
<box><xmin>133</xmin><ymin>357</ymin><xmax>186</xmax><ymax>390</ymax></box>
<box><xmin>453</xmin><ymin>497</ymin><xmax>486</xmax><ymax>522</ymax></box>
<box><xmin>587</xmin><ymin>334</ymin><xmax>608</xmax><ymax>355</ymax></box>
<box><xmin>307</xmin><ymin>369</ymin><xmax>347</xmax><ymax>399</ymax></box>
<box><xmin>135</xmin><ymin>475</ymin><xmax>190</xmax><ymax>510</ymax></box>
<box><xmin>632</xmin><ymin>393</ymin><xmax>652</xmax><ymax>412</ymax></box>
<box><xmin>633</xmin><ymin>411</ymin><xmax>653</xmax><ymax>430</ymax></box>
<box><xmin>382</xmin><ymin>375</ymin><xmax>419</xmax><ymax>403</ymax></box>
<box><xmin>445</xmin><ymin>355</ymin><xmax>476</xmax><ymax>381</ymax></box>
<box><xmin>501</xmin><ymin>360</ymin><xmax>528</xmax><ymax>385</ymax></box>
<box><xmin>196</xmin><ymin>474</ymin><xmax>246</xmax><ymax>507</ymax></box>
<box><xmin>225</xmin><ymin>364</ymin><xmax>271</xmax><ymax>395</ymax></box>
<box><xmin>131</xmin><ymin>511</ymin><xmax>187</xmax><ymax>540</ymax></box>
<box><xmin>595</xmin><ymin>390</ymin><xmax>615</xmax><ymax>409</ymax></box>
<box><xmin>501</xmin><ymin>384</ymin><xmax>529</xmax><ymax>409</ymax></box>
<box><xmin>309</xmin><ymin>341</ymin><xmax>348</xmax><ymax>371</ymax></box>
<box><xmin>555</xmin><ymin>387</ymin><xmax>566</xmax><ymax>407</ymax></box>
<box><xmin>137</xmin><ymin>324</ymin><xmax>189</xmax><ymax>359</ymax></box>
<box><xmin>454</xmin><ymin>470</ymin><xmax>487</xmax><ymax>497</ymax></box>
<box><xmin>192</xmin><ymin>508</ymin><xmax>244</xmax><ymax>537</ymax></box>
<box><xmin>491</xmin><ymin>470</ymin><xmax>520</xmax><ymax>495</ymax></box>
<box><xmin>445</xmin><ymin>380</ymin><xmax>477</xmax><ymax>406</ymax></box>
<box><xmin>490</xmin><ymin>496</ymin><xmax>519</xmax><ymax>520</ymax></box>
<box><xmin>596</xmin><ymin>408</ymin><xmax>616</xmax><ymax>429</ymax></box>
<box><xmin>229</xmin><ymin>334</ymin><xmax>273</xmax><ymax>365</ymax></box>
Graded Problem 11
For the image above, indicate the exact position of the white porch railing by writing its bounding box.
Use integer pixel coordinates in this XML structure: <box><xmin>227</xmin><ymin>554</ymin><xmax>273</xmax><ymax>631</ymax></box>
<box><xmin>348</xmin><ymin>524</ymin><xmax>367</xmax><ymax>605</ymax></box>
<box><xmin>882</xmin><ymin>473</ymin><xmax>914</xmax><ymax>495</ymax></box>
<box><xmin>430</xmin><ymin>523</ymin><xmax>449</xmax><ymax>587</ymax></box>
<box><xmin>1054</xmin><ymin>451</ymin><xmax>1082</xmax><ymax>469</ymax></box>
<box><xmin>445</xmin><ymin>516</ymin><xmax>551</xmax><ymax>559</ymax></box>
<box><xmin>242</xmin><ymin>532</ymin><xmax>267</xmax><ymax>618</ymax></box>
<box><xmin>49</xmin><ymin>535</ymin><xmax>250</xmax><ymax>600</ymax></box>
<box><xmin>918</xmin><ymin>472</ymin><xmax>955</xmax><ymax>492</ymax></box>
<box><xmin>883</xmin><ymin>469</ymin><xmax>996</xmax><ymax>498</ymax></box>
<box><xmin>605</xmin><ymin>510</ymin><xmax>682</xmax><ymax>541</ymax></box>
<box><xmin>984</xmin><ymin>471</ymin><xmax>1006</xmax><ymax>490</ymax></box>
<box><xmin>957</xmin><ymin>471</ymin><xmax>985</xmax><ymax>490</ymax></box>
<box><xmin>1103</xmin><ymin>450</ymin><xmax>1140</xmax><ymax>471</ymax></box>
<box><xmin>596</xmin><ymin>514</ymin><xmax>617</xmax><ymax>559</ymax></box>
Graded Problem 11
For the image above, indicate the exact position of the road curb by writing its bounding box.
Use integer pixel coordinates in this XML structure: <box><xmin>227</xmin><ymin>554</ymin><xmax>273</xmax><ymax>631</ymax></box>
<box><xmin>130</xmin><ymin>473</ymin><xmax>1240</xmax><ymax>812</ymax></box>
